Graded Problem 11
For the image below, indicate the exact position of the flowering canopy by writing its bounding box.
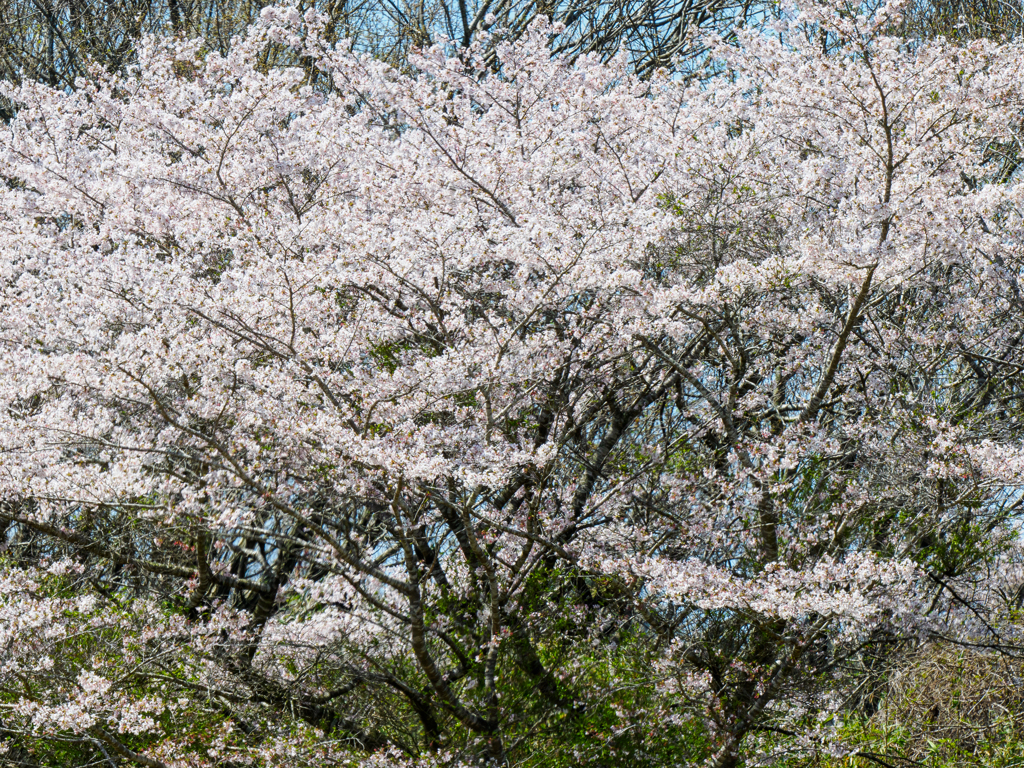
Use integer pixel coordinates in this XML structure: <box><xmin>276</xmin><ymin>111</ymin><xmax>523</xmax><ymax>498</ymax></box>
<box><xmin>2</xmin><ymin>2</ymin><xmax>1024</xmax><ymax>766</ymax></box>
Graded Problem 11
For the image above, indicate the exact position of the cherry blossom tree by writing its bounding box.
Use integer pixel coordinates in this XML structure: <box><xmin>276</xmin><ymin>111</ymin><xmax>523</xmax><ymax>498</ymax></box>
<box><xmin>2</xmin><ymin>1</ymin><xmax>1024</xmax><ymax>766</ymax></box>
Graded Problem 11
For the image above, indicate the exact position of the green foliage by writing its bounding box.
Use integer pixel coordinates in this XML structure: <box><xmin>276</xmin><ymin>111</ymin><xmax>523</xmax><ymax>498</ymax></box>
<box><xmin>823</xmin><ymin>647</ymin><xmax>1024</xmax><ymax>768</ymax></box>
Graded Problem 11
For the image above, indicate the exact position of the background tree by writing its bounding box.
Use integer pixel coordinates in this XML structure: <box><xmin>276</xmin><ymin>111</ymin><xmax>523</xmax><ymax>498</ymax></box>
<box><xmin>0</xmin><ymin>0</ymin><xmax>767</xmax><ymax>97</ymax></box>
<box><xmin>898</xmin><ymin>0</ymin><xmax>1024</xmax><ymax>40</ymax></box>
